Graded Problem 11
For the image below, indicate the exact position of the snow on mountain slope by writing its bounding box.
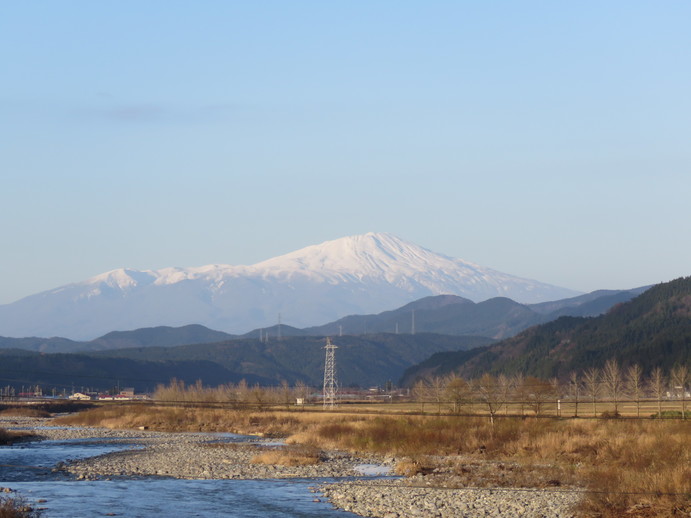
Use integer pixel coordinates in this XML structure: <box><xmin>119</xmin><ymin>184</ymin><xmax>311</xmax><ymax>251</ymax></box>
<box><xmin>0</xmin><ymin>233</ymin><xmax>580</xmax><ymax>339</ymax></box>
<box><xmin>252</xmin><ymin>233</ymin><xmax>574</xmax><ymax>301</ymax></box>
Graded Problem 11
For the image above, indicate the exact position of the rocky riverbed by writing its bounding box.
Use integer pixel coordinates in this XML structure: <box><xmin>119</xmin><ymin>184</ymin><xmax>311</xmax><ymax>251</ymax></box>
<box><xmin>320</xmin><ymin>478</ymin><xmax>581</xmax><ymax>518</ymax></box>
<box><xmin>2</xmin><ymin>415</ymin><xmax>581</xmax><ymax>517</ymax></box>
<box><xmin>1</xmin><ymin>416</ymin><xmax>389</xmax><ymax>481</ymax></box>
<box><xmin>64</xmin><ymin>439</ymin><xmax>387</xmax><ymax>480</ymax></box>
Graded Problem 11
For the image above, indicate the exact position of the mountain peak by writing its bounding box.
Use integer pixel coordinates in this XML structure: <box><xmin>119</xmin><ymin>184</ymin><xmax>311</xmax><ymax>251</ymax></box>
<box><xmin>396</xmin><ymin>294</ymin><xmax>474</xmax><ymax>312</ymax></box>
<box><xmin>86</xmin><ymin>268</ymin><xmax>155</xmax><ymax>290</ymax></box>
<box><xmin>0</xmin><ymin>233</ymin><xmax>581</xmax><ymax>339</ymax></box>
<box><xmin>253</xmin><ymin>232</ymin><xmax>459</xmax><ymax>279</ymax></box>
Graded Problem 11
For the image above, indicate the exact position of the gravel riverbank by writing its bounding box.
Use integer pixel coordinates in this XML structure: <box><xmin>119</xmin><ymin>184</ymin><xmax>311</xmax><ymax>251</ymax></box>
<box><xmin>2</xmin><ymin>416</ymin><xmax>581</xmax><ymax>517</ymax></box>
<box><xmin>320</xmin><ymin>478</ymin><xmax>581</xmax><ymax>518</ymax></box>
<box><xmin>64</xmin><ymin>439</ymin><xmax>386</xmax><ymax>480</ymax></box>
<box><xmin>1</xmin><ymin>416</ymin><xmax>390</xmax><ymax>480</ymax></box>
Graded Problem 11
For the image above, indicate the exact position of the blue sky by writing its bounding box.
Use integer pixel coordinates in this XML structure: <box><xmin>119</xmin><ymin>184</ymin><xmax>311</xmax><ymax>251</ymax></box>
<box><xmin>2</xmin><ymin>1</ymin><xmax>690</xmax><ymax>304</ymax></box>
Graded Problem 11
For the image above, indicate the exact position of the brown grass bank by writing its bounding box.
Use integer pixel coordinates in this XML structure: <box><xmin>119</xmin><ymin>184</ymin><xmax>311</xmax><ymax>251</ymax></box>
<box><xmin>0</xmin><ymin>428</ymin><xmax>36</xmax><ymax>446</ymax></box>
<box><xmin>0</xmin><ymin>408</ymin><xmax>51</xmax><ymax>419</ymax></box>
<box><xmin>303</xmin><ymin>416</ymin><xmax>690</xmax><ymax>517</ymax></box>
<box><xmin>55</xmin><ymin>404</ymin><xmax>689</xmax><ymax>517</ymax></box>
<box><xmin>53</xmin><ymin>402</ymin><xmax>331</xmax><ymax>436</ymax></box>
<box><xmin>250</xmin><ymin>444</ymin><xmax>322</xmax><ymax>467</ymax></box>
<box><xmin>0</xmin><ymin>402</ymin><xmax>93</xmax><ymax>416</ymax></box>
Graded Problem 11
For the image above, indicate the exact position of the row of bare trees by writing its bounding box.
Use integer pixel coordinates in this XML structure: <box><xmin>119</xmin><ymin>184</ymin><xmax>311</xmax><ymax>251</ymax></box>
<box><xmin>151</xmin><ymin>361</ymin><xmax>688</xmax><ymax>420</ymax></box>
<box><xmin>154</xmin><ymin>379</ymin><xmax>312</xmax><ymax>409</ymax></box>
<box><xmin>412</xmin><ymin>360</ymin><xmax>689</xmax><ymax>422</ymax></box>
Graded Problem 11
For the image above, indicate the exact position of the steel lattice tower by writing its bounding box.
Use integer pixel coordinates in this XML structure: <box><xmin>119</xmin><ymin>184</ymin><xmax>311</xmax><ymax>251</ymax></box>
<box><xmin>322</xmin><ymin>337</ymin><xmax>338</xmax><ymax>408</ymax></box>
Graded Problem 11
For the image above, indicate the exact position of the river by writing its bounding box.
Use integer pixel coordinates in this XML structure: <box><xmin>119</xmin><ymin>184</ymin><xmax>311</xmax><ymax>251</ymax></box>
<box><xmin>0</xmin><ymin>433</ymin><xmax>362</xmax><ymax>517</ymax></box>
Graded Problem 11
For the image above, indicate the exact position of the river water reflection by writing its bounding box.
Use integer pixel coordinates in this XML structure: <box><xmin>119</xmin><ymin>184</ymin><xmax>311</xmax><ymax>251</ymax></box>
<box><xmin>10</xmin><ymin>478</ymin><xmax>349</xmax><ymax>517</ymax></box>
<box><xmin>0</xmin><ymin>433</ymin><xmax>359</xmax><ymax>517</ymax></box>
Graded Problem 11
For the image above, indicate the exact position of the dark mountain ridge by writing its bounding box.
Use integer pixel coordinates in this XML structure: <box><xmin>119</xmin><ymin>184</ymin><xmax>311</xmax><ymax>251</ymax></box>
<box><xmin>400</xmin><ymin>277</ymin><xmax>691</xmax><ymax>384</ymax></box>
<box><xmin>0</xmin><ymin>348</ymin><xmax>269</xmax><ymax>393</ymax></box>
<box><xmin>89</xmin><ymin>324</ymin><xmax>235</xmax><ymax>351</ymax></box>
<box><xmin>0</xmin><ymin>288</ymin><xmax>646</xmax><ymax>354</ymax></box>
<box><xmin>0</xmin><ymin>284</ymin><xmax>655</xmax><ymax>391</ymax></box>
<box><xmin>91</xmin><ymin>333</ymin><xmax>493</xmax><ymax>388</ymax></box>
<box><xmin>244</xmin><ymin>288</ymin><xmax>647</xmax><ymax>341</ymax></box>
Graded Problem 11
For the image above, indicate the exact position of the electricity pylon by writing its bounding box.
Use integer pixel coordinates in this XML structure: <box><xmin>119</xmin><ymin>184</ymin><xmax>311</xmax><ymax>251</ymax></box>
<box><xmin>322</xmin><ymin>337</ymin><xmax>338</xmax><ymax>408</ymax></box>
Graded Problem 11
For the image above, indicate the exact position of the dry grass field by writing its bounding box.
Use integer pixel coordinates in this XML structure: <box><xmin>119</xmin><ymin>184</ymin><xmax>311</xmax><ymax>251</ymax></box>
<box><xmin>53</xmin><ymin>402</ymin><xmax>690</xmax><ymax>517</ymax></box>
<box><xmin>250</xmin><ymin>444</ymin><xmax>322</xmax><ymax>467</ymax></box>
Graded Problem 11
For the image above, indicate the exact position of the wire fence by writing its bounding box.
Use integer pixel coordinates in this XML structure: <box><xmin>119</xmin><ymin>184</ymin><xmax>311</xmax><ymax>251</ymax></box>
<box><xmin>2</xmin><ymin>397</ymin><xmax>686</xmax><ymax>422</ymax></box>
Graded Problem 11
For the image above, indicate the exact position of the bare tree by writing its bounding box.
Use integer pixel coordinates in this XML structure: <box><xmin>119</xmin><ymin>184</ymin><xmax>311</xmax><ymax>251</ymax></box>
<box><xmin>648</xmin><ymin>367</ymin><xmax>667</xmax><ymax>417</ymax></box>
<box><xmin>499</xmin><ymin>374</ymin><xmax>512</xmax><ymax>415</ymax></box>
<box><xmin>427</xmin><ymin>376</ymin><xmax>448</xmax><ymax>414</ymax></box>
<box><xmin>235</xmin><ymin>379</ymin><xmax>250</xmax><ymax>407</ymax></box>
<box><xmin>279</xmin><ymin>380</ymin><xmax>293</xmax><ymax>409</ymax></box>
<box><xmin>583</xmin><ymin>367</ymin><xmax>601</xmax><ymax>417</ymax></box>
<box><xmin>250</xmin><ymin>383</ymin><xmax>269</xmax><ymax>409</ymax></box>
<box><xmin>412</xmin><ymin>376</ymin><xmax>450</xmax><ymax>414</ymax></box>
<box><xmin>475</xmin><ymin>373</ymin><xmax>507</xmax><ymax>425</ymax></box>
<box><xmin>569</xmin><ymin>371</ymin><xmax>581</xmax><ymax>418</ymax></box>
<box><xmin>671</xmin><ymin>365</ymin><xmax>689</xmax><ymax>419</ymax></box>
<box><xmin>602</xmin><ymin>359</ymin><xmax>623</xmax><ymax>415</ymax></box>
<box><xmin>511</xmin><ymin>373</ymin><xmax>526</xmax><ymax>416</ymax></box>
<box><xmin>444</xmin><ymin>374</ymin><xmax>471</xmax><ymax>414</ymax></box>
<box><xmin>412</xmin><ymin>379</ymin><xmax>429</xmax><ymax>412</ymax></box>
<box><xmin>625</xmin><ymin>364</ymin><xmax>644</xmax><ymax>417</ymax></box>
<box><xmin>526</xmin><ymin>376</ymin><xmax>557</xmax><ymax>416</ymax></box>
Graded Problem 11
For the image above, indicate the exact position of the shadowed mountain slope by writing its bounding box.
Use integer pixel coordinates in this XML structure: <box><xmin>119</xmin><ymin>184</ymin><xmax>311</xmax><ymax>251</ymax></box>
<box><xmin>0</xmin><ymin>349</ymin><xmax>269</xmax><ymax>393</ymax></box>
<box><xmin>92</xmin><ymin>333</ymin><xmax>493</xmax><ymax>387</ymax></box>
<box><xmin>400</xmin><ymin>277</ymin><xmax>691</xmax><ymax>385</ymax></box>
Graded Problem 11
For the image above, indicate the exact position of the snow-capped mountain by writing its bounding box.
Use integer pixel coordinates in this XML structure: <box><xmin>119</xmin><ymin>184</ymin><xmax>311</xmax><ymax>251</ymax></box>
<box><xmin>0</xmin><ymin>232</ymin><xmax>580</xmax><ymax>339</ymax></box>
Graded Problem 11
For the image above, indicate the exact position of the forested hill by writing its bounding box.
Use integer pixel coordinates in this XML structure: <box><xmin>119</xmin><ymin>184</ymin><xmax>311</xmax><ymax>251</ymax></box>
<box><xmin>0</xmin><ymin>333</ymin><xmax>491</xmax><ymax>392</ymax></box>
<box><xmin>401</xmin><ymin>276</ymin><xmax>691</xmax><ymax>384</ymax></box>
<box><xmin>93</xmin><ymin>333</ymin><xmax>492</xmax><ymax>388</ymax></box>
<box><xmin>0</xmin><ymin>349</ymin><xmax>268</xmax><ymax>393</ymax></box>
